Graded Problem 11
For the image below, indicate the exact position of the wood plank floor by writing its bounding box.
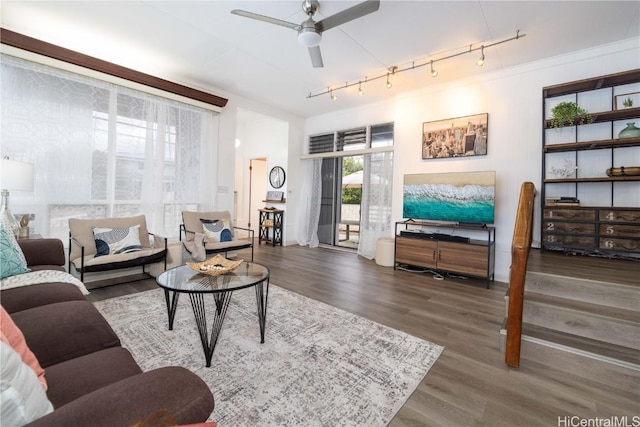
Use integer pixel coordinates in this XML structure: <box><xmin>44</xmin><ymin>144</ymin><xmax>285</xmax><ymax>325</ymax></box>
<box><xmin>87</xmin><ymin>244</ymin><xmax>640</xmax><ymax>426</ymax></box>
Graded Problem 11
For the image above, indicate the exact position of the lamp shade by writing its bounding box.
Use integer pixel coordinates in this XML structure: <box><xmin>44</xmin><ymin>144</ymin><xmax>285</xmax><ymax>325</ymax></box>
<box><xmin>0</xmin><ymin>158</ymin><xmax>34</xmax><ymax>191</ymax></box>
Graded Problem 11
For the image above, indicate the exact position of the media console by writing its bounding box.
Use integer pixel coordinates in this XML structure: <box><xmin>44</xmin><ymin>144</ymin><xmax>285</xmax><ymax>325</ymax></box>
<box><xmin>395</xmin><ymin>220</ymin><xmax>495</xmax><ymax>288</ymax></box>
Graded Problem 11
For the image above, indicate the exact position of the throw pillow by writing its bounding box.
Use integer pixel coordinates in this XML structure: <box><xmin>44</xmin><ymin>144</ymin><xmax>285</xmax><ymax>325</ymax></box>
<box><xmin>0</xmin><ymin>305</ymin><xmax>47</xmax><ymax>390</ymax></box>
<box><xmin>200</xmin><ymin>219</ymin><xmax>232</xmax><ymax>243</ymax></box>
<box><xmin>0</xmin><ymin>219</ymin><xmax>30</xmax><ymax>280</ymax></box>
<box><xmin>0</xmin><ymin>341</ymin><xmax>54</xmax><ymax>426</ymax></box>
<box><xmin>92</xmin><ymin>225</ymin><xmax>142</xmax><ymax>257</ymax></box>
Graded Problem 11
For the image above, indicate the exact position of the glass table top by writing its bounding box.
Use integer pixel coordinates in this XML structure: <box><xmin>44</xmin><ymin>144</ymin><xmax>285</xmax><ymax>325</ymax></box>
<box><xmin>156</xmin><ymin>262</ymin><xmax>269</xmax><ymax>293</ymax></box>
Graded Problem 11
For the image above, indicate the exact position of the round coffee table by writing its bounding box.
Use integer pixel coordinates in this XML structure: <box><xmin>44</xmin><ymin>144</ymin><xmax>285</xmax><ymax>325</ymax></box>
<box><xmin>156</xmin><ymin>262</ymin><xmax>270</xmax><ymax>367</ymax></box>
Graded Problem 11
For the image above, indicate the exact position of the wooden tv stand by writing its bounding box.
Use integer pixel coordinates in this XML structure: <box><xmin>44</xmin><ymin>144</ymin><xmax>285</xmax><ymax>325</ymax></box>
<box><xmin>394</xmin><ymin>220</ymin><xmax>495</xmax><ymax>288</ymax></box>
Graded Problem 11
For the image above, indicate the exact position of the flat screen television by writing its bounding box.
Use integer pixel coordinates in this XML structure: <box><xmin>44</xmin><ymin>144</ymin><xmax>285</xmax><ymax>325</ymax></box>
<box><xmin>402</xmin><ymin>171</ymin><xmax>495</xmax><ymax>225</ymax></box>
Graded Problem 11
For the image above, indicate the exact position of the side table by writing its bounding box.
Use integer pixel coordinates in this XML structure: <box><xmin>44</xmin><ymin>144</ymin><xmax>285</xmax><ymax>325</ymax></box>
<box><xmin>258</xmin><ymin>208</ymin><xmax>284</xmax><ymax>246</ymax></box>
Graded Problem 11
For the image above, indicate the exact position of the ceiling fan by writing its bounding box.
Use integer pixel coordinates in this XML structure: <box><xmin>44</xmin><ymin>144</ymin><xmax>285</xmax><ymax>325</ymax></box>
<box><xmin>231</xmin><ymin>0</ymin><xmax>380</xmax><ymax>68</ymax></box>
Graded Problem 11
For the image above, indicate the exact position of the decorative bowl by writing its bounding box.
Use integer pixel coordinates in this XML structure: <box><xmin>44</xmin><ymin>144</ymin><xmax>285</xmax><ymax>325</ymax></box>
<box><xmin>187</xmin><ymin>255</ymin><xmax>243</xmax><ymax>276</ymax></box>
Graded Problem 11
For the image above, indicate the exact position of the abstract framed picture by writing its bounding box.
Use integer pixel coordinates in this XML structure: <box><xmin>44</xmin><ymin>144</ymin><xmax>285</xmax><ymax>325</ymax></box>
<box><xmin>422</xmin><ymin>113</ymin><xmax>489</xmax><ymax>159</ymax></box>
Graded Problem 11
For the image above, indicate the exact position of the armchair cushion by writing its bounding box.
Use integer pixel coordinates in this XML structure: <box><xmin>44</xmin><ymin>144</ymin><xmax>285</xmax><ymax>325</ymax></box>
<box><xmin>200</xmin><ymin>219</ymin><xmax>232</xmax><ymax>243</ymax></box>
<box><xmin>69</xmin><ymin>215</ymin><xmax>151</xmax><ymax>261</ymax></box>
<box><xmin>182</xmin><ymin>211</ymin><xmax>235</xmax><ymax>242</ymax></box>
<box><xmin>181</xmin><ymin>211</ymin><xmax>253</xmax><ymax>261</ymax></box>
<box><xmin>92</xmin><ymin>225</ymin><xmax>142</xmax><ymax>257</ymax></box>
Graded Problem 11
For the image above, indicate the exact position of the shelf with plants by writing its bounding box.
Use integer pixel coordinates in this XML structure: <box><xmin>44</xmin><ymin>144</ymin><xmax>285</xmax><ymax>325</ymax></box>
<box><xmin>544</xmin><ymin>136</ymin><xmax>640</xmax><ymax>153</ymax></box>
<box><xmin>541</xmin><ymin>69</ymin><xmax>640</xmax><ymax>258</ymax></box>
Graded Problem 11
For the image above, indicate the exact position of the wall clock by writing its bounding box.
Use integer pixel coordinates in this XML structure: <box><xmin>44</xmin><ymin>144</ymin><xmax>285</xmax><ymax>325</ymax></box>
<box><xmin>269</xmin><ymin>166</ymin><xmax>286</xmax><ymax>189</ymax></box>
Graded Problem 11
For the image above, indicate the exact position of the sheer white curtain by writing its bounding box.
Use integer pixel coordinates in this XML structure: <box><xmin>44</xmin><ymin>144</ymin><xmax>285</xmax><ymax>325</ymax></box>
<box><xmin>296</xmin><ymin>158</ymin><xmax>322</xmax><ymax>247</ymax></box>
<box><xmin>357</xmin><ymin>151</ymin><xmax>394</xmax><ymax>259</ymax></box>
<box><xmin>0</xmin><ymin>54</ymin><xmax>215</xmax><ymax>241</ymax></box>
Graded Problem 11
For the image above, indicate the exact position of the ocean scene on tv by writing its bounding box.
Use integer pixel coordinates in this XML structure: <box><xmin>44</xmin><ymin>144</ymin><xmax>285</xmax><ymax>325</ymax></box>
<box><xmin>403</xmin><ymin>171</ymin><xmax>495</xmax><ymax>224</ymax></box>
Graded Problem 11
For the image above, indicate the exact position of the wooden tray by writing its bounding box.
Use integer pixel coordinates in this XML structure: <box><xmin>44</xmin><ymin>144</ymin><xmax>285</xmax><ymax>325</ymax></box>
<box><xmin>186</xmin><ymin>255</ymin><xmax>243</xmax><ymax>276</ymax></box>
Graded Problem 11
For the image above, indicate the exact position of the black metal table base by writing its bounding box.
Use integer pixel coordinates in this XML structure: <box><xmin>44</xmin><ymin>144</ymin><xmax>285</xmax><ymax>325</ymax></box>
<box><xmin>163</xmin><ymin>279</ymin><xmax>270</xmax><ymax>367</ymax></box>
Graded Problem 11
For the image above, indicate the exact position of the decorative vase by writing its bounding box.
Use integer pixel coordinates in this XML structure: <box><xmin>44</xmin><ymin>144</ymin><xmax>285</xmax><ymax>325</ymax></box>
<box><xmin>618</xmin><ymin>122</ymin><xmax>640</xmax><ymax>139</ymax></box>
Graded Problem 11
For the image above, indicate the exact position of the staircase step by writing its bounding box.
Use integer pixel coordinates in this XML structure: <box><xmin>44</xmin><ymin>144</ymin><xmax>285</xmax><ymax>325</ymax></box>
<box><xmin>525</xmin><ymin>271</ymin><xmax>639</xmax><ymax>311</ymax></box>
<box><xmin>500</xmin><ymin>321</ymin><xmax>640</xmax><ymax>367</ymax></box>
<box><xmin>522</xmin><ymin>292</ymin><xmax>640</xmax><ymax>349</ymax></box>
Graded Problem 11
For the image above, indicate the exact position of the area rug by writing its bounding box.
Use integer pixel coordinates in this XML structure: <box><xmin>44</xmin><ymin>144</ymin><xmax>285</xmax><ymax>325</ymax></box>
<box><xmin>94</xmin><ymin>285</ymin><xmax>444</xmax><ymax>426</ymax></box>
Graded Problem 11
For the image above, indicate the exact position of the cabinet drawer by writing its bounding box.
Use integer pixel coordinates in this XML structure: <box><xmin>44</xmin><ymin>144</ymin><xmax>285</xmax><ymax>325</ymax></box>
<box><xmin>542</xmin><ymin>234</ymin><xmax>596</xmax><ymax>248</ymax></box>
<box><xmin>544</xmin><ymin>208</ymin><xmax>596</xmax><ymax>221</ymax></box>
<box><xmin>543</xmin><ymin>221</ymin><xmax>595</xmax><ymax>234</ymax></box>
<box><xmin>395</xmin><ymin>236</ymin><xmax>438</xmax><ymax>268</ymax></box>
<box><xmin>437</xmin><ymin>241</ymin><xmax>489</xmax><ymax>277</ymax></box>
<box><xmin>599</xmin><ymin>224</ymin><xmax>640</xmax><ymax>239</ymax></box>
<box><xmin>599</xmin><ymin>238</ymin><xmax>640</xmax><ymax>253</ymax></box>
<box><xmin>599</xmin><ymin>209</ymin><xmax>640</xmax><ymax>223</ymax></box>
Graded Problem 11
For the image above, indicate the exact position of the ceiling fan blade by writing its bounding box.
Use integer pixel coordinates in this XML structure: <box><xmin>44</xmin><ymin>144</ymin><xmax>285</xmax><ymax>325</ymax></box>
<box><xmin>308</xmin><ymin>46</ymin><xmax>324</xmax><ymax>68</ymax></box>
<box><xmin>231</xmin><ymin>10</ymin><xmax>301</xmax><ymax>31</ymax></box>
<box><xmin>316</xmin><ymin>0</ymin><xmax>380</xmax><ymax>32</ymax></box>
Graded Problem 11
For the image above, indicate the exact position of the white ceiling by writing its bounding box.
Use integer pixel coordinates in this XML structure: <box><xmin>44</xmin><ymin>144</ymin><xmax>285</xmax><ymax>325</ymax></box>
<box><xmin>1</xmin><ymin>1</ymin><xmax>638</xmax><ymax>118</ymax></box>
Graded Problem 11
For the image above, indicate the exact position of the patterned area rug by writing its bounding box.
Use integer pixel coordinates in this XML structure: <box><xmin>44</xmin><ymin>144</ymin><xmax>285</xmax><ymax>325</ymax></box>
<box><xmin>94</xmin><ymin>285</ymin><xmax>444</xmax><ymax>426</ymax></box>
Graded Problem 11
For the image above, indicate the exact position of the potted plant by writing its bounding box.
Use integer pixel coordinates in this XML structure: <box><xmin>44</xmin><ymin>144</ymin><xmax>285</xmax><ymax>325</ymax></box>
<box><xmin>549</xmin><ymin>101</ymin><xmax>593</xmax><ymax>128</ymax></box>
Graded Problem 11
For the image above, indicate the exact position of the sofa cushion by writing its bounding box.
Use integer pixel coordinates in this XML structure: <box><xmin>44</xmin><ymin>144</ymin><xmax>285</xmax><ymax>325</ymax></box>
<box><xmin>17</xmin><ymin>239</ymin><xmax>65</xmax><ymax>270</ymax></box>
<box><xmin>26</xmin><ymin>367</ymin><xmax>214</xmax><ymax>427</ymax></box>
<box><xmin>0</xmin><ymin>341</ymin><xmax>53</xmax><ymax>425</ymax></box>
<box><xmin>12</xmin><ymin>301</ymin><xmax>121</xmax><ymax>368</ymax></box>
<box><xmin>44</xmin><ymin>347</ymin><xmax>142</xmax><ymax>409</ymax></box>
<box><xmin>93</xmin><ymin>225</ymin><xmax>142</xmax><ymax>257</ymax></box>
<box><xmin>69</xmin><ymin>215</ymin><xmax>151</xmax><ymax>261</ymax></box>
<box><xmin>0</xmin><ymin>283</ymin><xmax>87</xmax><ymax>315</ymax></box>
<box><xmin>0</xmin><ymin>305</ymin><xmax>47</xmax><ymax>390</ymax></box>
<box><xmin>182</xmin><ymin>211</ymin><xmax>235</xmax><ymax>243</ymax></box>
<box><xmin>0</xmin><ymin>222</ymin><xmax>29</xmax><ymax>279</ymax></box>
<box><xmin>200</xmin><ymin>219</ymin><xmax>232</xmax><ymax>243</ymax></box>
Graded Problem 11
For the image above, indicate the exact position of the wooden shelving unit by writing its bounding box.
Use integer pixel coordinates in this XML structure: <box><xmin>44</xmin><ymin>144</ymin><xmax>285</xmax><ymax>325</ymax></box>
<box><xmin>541</xmin><ymin>69</ymin><xmax>640</xmax><ymax>257</ymax></box>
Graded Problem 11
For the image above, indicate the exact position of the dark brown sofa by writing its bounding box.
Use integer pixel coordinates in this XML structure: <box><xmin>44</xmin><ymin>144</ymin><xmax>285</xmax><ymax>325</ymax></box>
<box><xmin>1</xmin><ymin>238</ymin><xmax>214</xmax><ymax>426</ymax></box>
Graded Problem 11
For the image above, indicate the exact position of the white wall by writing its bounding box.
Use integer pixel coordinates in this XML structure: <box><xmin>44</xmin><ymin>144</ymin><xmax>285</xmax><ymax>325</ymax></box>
<box><xmin>214</xmin><ymin>96</ymin><xmax>305</xmax><ymax>245</ymax></box>
<box><xmin>303</xmin><ymin>38</ymin><xmax>640</xmax><ymax>283</ymax></box>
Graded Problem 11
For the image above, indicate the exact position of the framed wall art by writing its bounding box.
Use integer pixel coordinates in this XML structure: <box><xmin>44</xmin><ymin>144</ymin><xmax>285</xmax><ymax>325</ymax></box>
<box><xmin>422</xmin><ymin>113</ymin><xmax>488</xmax><ymax>159</ymax></box>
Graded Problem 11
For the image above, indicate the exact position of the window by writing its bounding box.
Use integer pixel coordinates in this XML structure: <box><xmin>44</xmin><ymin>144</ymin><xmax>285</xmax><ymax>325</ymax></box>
<box><xmin>305</xmin><ymin>123</ymin><xmax>394</xmax><ymax>258</ymax></box>
<box><xmin>309</xmin><ymin>122</ymin><xmax>394</xmax><ymax>154</ymax></box>
<box><xmin>0</xmin><ymin>54</ymin><xmax>215</xmax><ymax>241</ymax></box>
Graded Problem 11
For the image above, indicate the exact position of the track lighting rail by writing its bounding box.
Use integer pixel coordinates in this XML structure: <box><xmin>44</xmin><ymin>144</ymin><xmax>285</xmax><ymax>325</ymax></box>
<box><xmin>307</xmin><ymin>30</ymin><xmax>525</xmax><ymax>100</ymax></box>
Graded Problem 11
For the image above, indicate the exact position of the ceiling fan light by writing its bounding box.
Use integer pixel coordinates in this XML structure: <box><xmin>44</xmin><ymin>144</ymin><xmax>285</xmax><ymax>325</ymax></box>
<box><xmin>298</xmin><ymin>29</ymin><xmax>322</xmax><ymax>47</ymax></box>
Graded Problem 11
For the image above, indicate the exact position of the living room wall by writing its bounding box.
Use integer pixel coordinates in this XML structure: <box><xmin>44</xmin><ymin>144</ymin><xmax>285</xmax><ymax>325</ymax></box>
<box><xmin>303</xmin><ymin>38</ymin><xmax>639</xmax><ymax>283</ymax></box>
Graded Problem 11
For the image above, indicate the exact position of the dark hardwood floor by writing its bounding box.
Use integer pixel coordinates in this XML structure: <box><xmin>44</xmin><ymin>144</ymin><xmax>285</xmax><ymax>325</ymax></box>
<box><xmin>87</xmin><ymin>244</ymin><xmax>640</xmax><ymax>426</ymax></box>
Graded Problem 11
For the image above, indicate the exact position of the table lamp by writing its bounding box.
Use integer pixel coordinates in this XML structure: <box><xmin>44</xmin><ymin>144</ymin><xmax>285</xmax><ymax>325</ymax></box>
<box><xmin>0</xmin><ymin>157</ymin><xmax>34</xmax><ymax>236</ymax></box>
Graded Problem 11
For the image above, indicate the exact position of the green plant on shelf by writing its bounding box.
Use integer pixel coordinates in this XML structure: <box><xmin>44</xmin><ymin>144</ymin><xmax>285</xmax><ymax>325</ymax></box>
<box><xmin>622</xmin><ymin>97</ymin><xmax>634</xmax><ymax>108</ymax></box>
<box><xmin>549</xmin><ymin>101</ymin><xmax>593</xmax><ymax>128</ymax></box>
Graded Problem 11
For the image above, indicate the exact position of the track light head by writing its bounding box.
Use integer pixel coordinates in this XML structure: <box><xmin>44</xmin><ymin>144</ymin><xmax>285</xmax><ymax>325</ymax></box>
<box><xmin>477</xmin><ymin>46</ymin><xmax>485</xmax><ymax>66</ymax></box>
<box><xmin>306</xmin><ymin>31</ymin><xmax>525</xmax><ymax>100</ymax></box>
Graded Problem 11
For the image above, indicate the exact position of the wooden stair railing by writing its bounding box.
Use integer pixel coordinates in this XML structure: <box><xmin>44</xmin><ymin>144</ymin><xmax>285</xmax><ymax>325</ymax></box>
<box><xmin>505</xmin><ymin>182</ymin><xmax>536</xmax><ymax>368</ymax></box>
